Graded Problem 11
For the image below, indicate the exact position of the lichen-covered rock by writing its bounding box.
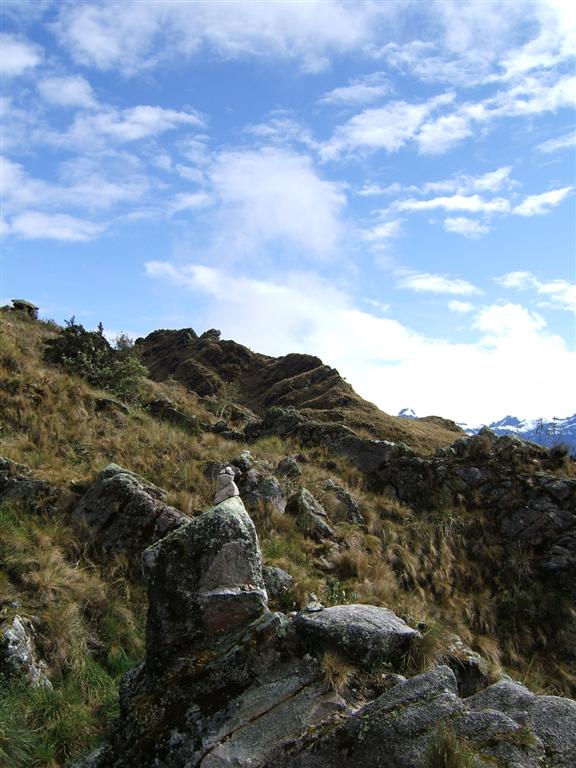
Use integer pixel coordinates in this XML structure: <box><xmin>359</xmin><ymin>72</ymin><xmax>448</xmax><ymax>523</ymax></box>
<box><xmin>143</xmin><ymin>495</ymin><xmax>268</xmax><ymax>672</ymax></box>
<box><xmin>286</xmin><ymin>488</ymin><xmax>335</xmax><ymax>541</ymax></box>
<box><xmin>467</xmin><ymin>679</ymin><xmax>576</xmax><ymax>768</ymax></box>
<box><xmin>0</xmin><ymin>615</ymin><xmax>51</xmax><ymax>688</ymax></box>
<box><xmin>71</xmin><ymin>464</ymin><xmax>185</xmax><ymax>565</ymax></box>
<box><xmin>294</xmin><ymin>604</ymin><xmax>419</xmax><ymax>668</ymax></box>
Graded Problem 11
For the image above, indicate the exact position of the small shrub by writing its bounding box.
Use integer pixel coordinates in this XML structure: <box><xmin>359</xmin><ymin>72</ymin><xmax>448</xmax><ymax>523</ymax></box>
<box><xmin>424</xmin><ymin>724</ymin><xmax>474</xmax><ymax>768</ymax></box>
<box><xmin>44</xmin><ymin>318</ymin><xmax>147</xmax><ymax>402</ymax></box>
<box><xmin>319</xmin><ymin>650</ymin><xmax>354</xmax><ymax>694</ymax></box>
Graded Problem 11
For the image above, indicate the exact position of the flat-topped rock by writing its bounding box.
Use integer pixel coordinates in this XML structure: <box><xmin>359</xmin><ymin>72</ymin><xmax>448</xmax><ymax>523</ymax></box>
<box><xmin>294</xmin><ymin>604</ymin><xmax>419</xmax><ymax>668</ymax></box>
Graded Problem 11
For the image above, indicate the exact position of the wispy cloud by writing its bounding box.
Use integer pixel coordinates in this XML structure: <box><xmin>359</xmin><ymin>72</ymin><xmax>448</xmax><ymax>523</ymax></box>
<box><xmin>496</xmin><ymin>271</ymin><xmax>576</xmax><ymax>312</ymax></box>
<box><xmin>536</xmin><ymin>131</ymin><xmax>576</xmax><ymax>154</ymax></box>
<box><xmin>396</xmin><ymin>194</ymin><xmax>510</xmax><ymax>215</ymax></box>
<box><xmin>448</xmin><ymin>300</ymin><xmax>474</xmax><ymax>313</ymax></box>
<box><xmin>512</xmin><ymin>186</ymin><xmax>573</xmax><ymax>216</ymax></box>
<box><xmin>8</xmin><ymin>211</ymin><xmax>105</xmax><ymax>241</ymax></box>
<box><xmin>54</xmin><ymin>0</ymin><xmax>392</xmax><ymax>75</ymax></box>
<box><xmin>320</xmin><ymin>72</ymin><xmax>391</xmax><ymax>106</ymax></box>
<box><xmin>443</xmin><ymin>217</ymin><xmax>490</xmax><ymax>238</ymax></box>
<box><xmin>396</xmin><ymin>271</ymin><xmax>481</xmax><ymax>296</ymax></box>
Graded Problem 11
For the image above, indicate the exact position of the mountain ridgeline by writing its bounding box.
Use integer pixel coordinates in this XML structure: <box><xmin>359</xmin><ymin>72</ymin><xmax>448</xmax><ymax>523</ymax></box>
<box><xmin>1</xmin><ymin>306</ymin><xmax>575</xmax><ymax>768</ymax></box>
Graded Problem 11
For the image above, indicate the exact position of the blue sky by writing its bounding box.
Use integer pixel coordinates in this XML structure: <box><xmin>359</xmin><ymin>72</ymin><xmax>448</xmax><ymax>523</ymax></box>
<box><xmin>1</xmin><ymin>0</ymin><xmax>574</xmax><ymax>424</ymax></box>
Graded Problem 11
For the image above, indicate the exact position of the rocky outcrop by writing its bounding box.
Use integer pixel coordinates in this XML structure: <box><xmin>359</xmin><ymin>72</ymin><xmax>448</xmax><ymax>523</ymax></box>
<box><xmin>322</xmin><ymin>478</ymin><xmax>363</xmax><ymax>524</ymax></box>
<box><xmin>142</xmin><ymin>495</ymin><xmax>268</xmax><ymax>672</ymax></box>
<box><xmin>0</xmin><ymin>456</ymin><xmax>73</xmax><ymax>511</ymax></box>
<box><xmin>72</xmin><ymin>489</ymin><xmax>576</xmax><ymax>768</ymax></box>
<box><xmin>148</xmin><ymin>398</ymin><xmax>200</xmax><ymax>433</ymax></box>
<box><xmin>71</xmin><ymin>464</ymin><xmax>185</xmax><ymax>564</ymax></box>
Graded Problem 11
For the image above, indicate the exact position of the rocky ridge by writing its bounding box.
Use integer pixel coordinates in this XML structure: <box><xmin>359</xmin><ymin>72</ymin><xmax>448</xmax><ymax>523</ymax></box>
<box><xmin>60</xmin><ymin>469</ymin><xmax>576</xmax><ymax>768</ymax></box>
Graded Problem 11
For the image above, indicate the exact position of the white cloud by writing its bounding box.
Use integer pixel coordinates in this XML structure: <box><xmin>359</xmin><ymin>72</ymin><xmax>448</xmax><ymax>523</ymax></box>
<box><xmin>246</xmin><ymin>115</ymin><xmax>317</xmax><ymax>150</ymax></box>
<box><xmin>537</xmin><ymin>131</ymin><xmax>576</xmax><ymax>154</ymax></box>
<box><xmin>45</xmin><ymin>105</ymin><xmax>204</xmax><ymax>150</ymax></box>
<box><xmin>448</xmin><ymin>300</ymin><xmax>474</xmax><ymax>313</ymax></box>
<box><xmin>496</xmin><ymin>271</ymin><xmax>576</xmax><ymax>312</ymax></box>
<box><xmin>145</xmin><ymin>261</ymin><xmax>576</xmax><ymax>423</ymax></box>
<box><xmin>512</xmin><ymin>186</ymin><xmax>573</xmax><ymax>216</ymax></box>
<box><xmin>38</xmin><ymin>75</ymin><xmax>96</xmax><ymax>108</ymax></box>
<box><xmin>54</xmin><ymin>0</ymin><xmax>390</xmax><ymax>74</ymax></box>
<box><xmin>358</xmin><ymin>167</ymin><xmax>514</xmax><ymax>199</ymax></box>
<box><xmin>321</xmin><ymin>93</ymin><xmax>453</xmax><ymax>158</ymax></box>
<box><xmin>208</xmin><ymin>147</ymin><xmax>345</xmax><ymax>257</ymax></box>
<box><xmin>362</xmin><ymin>220</ymin><xmax>402</xmax><ymax>242</ymax></box>
<box><xmin>415</xmin><ymin>113</ymin><xmax>473</xmax><ymax>154</ymax></box>
<box><xmin>320</xmin><ymin>72</ymin><xmax>391</xmax><ymax>106</ymax></box>
<box><xmin>396</xmin><ymin>271</ymin><xmax>481</xmax><ymax>296</ymax></box>
<box><xmin>168</xmin><ymin>192</ymin><xmax>214</xmax><ymax>214</ymax></box>
<box><xmin>10</xmin><ymin>211</ymin><xmax>104</xmax><ymax>241</ymax></box>
<box><xmin>397</xmin><ymin>194</ymin><xmax>510</xmax><ymax>215</ymax></box>
<box><xmin>0</xmin><ymin>34</ymin><xmax>41</xmax><ymax>76</ymax></box>
<box><xmin>443</xmin><ymin>217</ymin><xmax>490</xmax><ymax>238</ymax></box>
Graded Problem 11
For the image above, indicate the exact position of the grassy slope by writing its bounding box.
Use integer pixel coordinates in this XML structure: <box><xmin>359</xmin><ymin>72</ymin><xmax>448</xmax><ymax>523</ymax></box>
<box><xmin>0</xmin><ymin>311</ymin><xmax>574</xmax><ymax>767</ymax></box>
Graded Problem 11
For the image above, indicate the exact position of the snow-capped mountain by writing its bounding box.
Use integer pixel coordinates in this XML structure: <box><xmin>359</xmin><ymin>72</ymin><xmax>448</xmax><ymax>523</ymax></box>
<box><xmin>398</xmin><ymin>409</ymin><xmax>576</xmax><ymax>455</ymax></box>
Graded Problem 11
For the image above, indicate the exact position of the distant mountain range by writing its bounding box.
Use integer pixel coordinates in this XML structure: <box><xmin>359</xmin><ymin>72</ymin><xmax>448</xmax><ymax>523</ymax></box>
<box><xmin>398</xmin><ymin>409</ymin><xmax>576</xmax><ymax>456</ymax></box>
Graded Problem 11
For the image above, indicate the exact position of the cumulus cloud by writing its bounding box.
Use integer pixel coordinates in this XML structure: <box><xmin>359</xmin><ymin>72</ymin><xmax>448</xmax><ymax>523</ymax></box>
<box><xmin>396</xmin><ymin>271</ymin><xmax>481</xmax><ymax>296</ymax></box>
<box><xmin>443</xmin><ymin>217</ymin><xmax>490</xmax><ymax>238</ymax></box>
<box><xmin>0</xmin><ymin>33</ymin><xmax>41</xmax><ymax>76</ymax></box>
<box><xmin>512</xmin><ymin>186</ymin><xmax>573</xmax><ymax>216</ymax></box>
<box><xmin>38</xmin><ymin>75</ymin><xmax>96</xmax><ymax>108</ymax></box>
<box><xmin>145</xmin><ymin>261</ymin><xmax>576</xmax><ymax>423</ymax></box>
<box><xmin>361</xmin><ymin>220</ymin><xmax>402</xmax><ymax>243</ymax></box>
<box><xmin>208</xmin><ymin>147</ymin><xmax>346</xmax><ymax>257</ymax></box>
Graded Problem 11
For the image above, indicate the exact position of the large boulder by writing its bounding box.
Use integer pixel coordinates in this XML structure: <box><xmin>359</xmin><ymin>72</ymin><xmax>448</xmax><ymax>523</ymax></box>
<box><xmin>71</xmin><ymin>464</ymin><xmax>185</xmax><ymax>564</ymax></box>
<box><xmin>294</xmin><ymin>604</ymin><xmax>419</xmax><ymax>668</ymax></box>
<box><xmin>142</xmin><ymin>495</ymin><xmax>268</xmax><ymax>672</ymax></box>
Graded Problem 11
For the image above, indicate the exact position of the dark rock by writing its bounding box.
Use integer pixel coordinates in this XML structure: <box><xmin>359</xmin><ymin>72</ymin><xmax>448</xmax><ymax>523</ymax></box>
<box><xmin>238</xmin><ymin>467</ymin><xmax>287</xmax><ymax>515</ymax></box>
<box><xmin>142</xmin><ymin>495</ymin><xmax>268</xmax><ymax>672</ymax></box>
<box><xmin>71</xmin><ymin>464</ymin><xmax>185</xmax><ymax>565</ymax></box>
<box><xmin>286</xmin><ymin>488</ymin><xmax>335</xmax><ymax>540</ymax></box>
<box><xmin>276</xmin><ymin>456</ymin><xmax>302</xmax><ymax>479</ymax></box>
<box><xmin>263</xmin><ymin>565</ymin><xmax>294</xmax><ymax>601</ymax></box>
<box><xmin>445</xmin><ymin>636</ymin><xmax>492</xmax><ymax>697</ymax></box>
<box><xmin>294</xmin><ymin>604</ymin><xmax>419</xmax><ymax>668</ymax></box>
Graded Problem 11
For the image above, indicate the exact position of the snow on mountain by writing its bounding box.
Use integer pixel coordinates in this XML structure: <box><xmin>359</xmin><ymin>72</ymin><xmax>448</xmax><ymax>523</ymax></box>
<box><xmin>398</xmin><ymin>409</ymin><xmax>576</xmax><ymax>455</ymax></box>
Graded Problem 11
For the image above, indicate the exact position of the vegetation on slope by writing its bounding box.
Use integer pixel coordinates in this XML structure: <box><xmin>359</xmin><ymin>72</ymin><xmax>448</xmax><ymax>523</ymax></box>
<box><xmin>0</xmin><ymin>308</ymin><xmax>574</xmax><ymax>767</ymax></box>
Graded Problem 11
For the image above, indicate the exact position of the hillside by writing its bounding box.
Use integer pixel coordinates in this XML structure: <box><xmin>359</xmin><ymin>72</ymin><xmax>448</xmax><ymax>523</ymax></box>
<box><xmin>1</xmin><ymin>305</ymin><xmax>575</xmax><ymax>768</ymax></box>
<box><xmin>136</xmin><ymin>328</ymin><xmax>462</xmax><ymax>454</ymax></box>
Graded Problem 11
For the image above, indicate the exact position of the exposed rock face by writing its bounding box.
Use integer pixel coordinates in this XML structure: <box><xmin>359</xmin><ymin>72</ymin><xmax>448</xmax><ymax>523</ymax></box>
<box><xmin>262</xmin><ymin>565</ymin><xmax>294</xmax><ymax>604</ymax></box>
<box><xmin>11</xmin><ymin>298</ymin><xmax>39</xmax><ymax>319</ymax></box>
<box><xmin>71</xmin><ymin>464</ymin><xmax>185</xmax><ymax>564</ymax></box>
<box><xmin>0</xmin><ymin>615</ymin><xmax>51</xmax><ymax>688</ymax></box>
<box><xmin>286</xmin><ymin>488</ymin><xmax>335</xmax><ymax>541</ymax></box>
<box><xmin>0</xmin><ymin>456</ymin><xmax>72</xmax><ymax>511</ymax></box>
<box><xmin>294</xmin><ymin>604</ymin><xmax>419</xmax><ymax>668</ymax></box>
<box><xmin>142</xmin><ymin>496</ymin><xmax>268</xmax><ymax>672</ymax></box>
